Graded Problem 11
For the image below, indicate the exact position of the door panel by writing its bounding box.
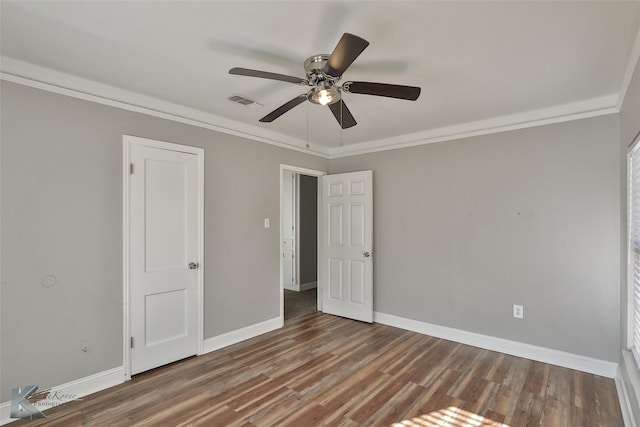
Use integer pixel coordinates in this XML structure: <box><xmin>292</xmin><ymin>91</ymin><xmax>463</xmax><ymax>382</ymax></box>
<box><xmin>350</xmin><ymin>260</ymin><xmax>365</xmax><ymax>304</ymax></box>
<box><xmin>144</xmin><ymin>159</ymin><xmax>189</xmax><ymax>271</ymax></box>
<box><xmin>130</xmin><ymin>143</ymin><xmax>199</xmax><ymax>375</ymax></box>
<box><xmin>329</xmin><ymin>258</ymin><xmax>343</xmax><ymax>299</ymax></box>
<box><xmin>329</xmin><ymin>204</ymin><xmax>343</xmax><ymax>245</ymax></box>
<box><xmin>145</xmin><ymin>289</ymin><xmax>188</xmax><ymax>346</ymax></box>
<box><xmin>350</xmin><ymin>203</ymin><xmax>365</xmax><ymax>246</ymax></box>
<box><xmin>320</xmin><ymin>170</ymin><xmax>373</xmax><ymax>323</ymax></box>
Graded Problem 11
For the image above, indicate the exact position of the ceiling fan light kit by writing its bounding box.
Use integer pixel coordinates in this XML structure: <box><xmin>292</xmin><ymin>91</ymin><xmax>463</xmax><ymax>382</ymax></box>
<box><xmin>308</xmin><ymin>83</ymin><xmax>340</xmax><ymax>106</ymax></box>
<box><xmin>229</xmin><ymin>33</ymin><xmax>421</xmax><ymax>129</ymax></box>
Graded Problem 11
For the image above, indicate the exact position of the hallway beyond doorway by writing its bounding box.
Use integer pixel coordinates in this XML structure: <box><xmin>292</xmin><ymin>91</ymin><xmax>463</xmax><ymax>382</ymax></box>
<box><xmin>284</xmin><ymin>288</ymin><xmax>317</xmax><ymax>320</ymax></box>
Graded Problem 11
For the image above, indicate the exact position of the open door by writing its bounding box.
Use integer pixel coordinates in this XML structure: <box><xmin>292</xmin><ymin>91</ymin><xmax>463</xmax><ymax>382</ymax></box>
<box><xmin>319</xmin><ymin>170</ymin><xmax>373</xmax><ymax>322</ymax></box>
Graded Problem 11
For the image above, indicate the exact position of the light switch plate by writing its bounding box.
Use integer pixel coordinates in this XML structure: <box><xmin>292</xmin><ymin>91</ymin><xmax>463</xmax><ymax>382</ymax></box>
<box><xmin>513</xmin><ymin>304</ymin><xmax>524</xmax><ymax>319</ymax></box>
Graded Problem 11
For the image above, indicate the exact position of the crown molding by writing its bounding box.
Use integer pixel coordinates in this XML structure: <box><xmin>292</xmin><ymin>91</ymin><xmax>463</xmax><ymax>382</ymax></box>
<box><xmin>0</xmin><ymin>55</ymin><xmax>629</xmax><ymax>160</ymax></box>
<box><xmin>0</xmin><ymin>57</ymin><xmax>330</xmax><ymax>159</ymax></box>
<box><xmin>330</xmin><ymin>95</ymin><xmax>619</xmax><ymax>158</ymax></box>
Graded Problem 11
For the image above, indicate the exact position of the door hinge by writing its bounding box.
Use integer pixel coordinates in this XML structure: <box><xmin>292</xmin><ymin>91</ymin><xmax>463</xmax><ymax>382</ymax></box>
<box><xmin>130</xmin><ymin>163</ymin><xmax>134</xmax><ymax>174</ymax></box>
<box><xmin>130</xmin><ymin>337</ymin><xmax>134</xmax><ymax>349</ymax></box>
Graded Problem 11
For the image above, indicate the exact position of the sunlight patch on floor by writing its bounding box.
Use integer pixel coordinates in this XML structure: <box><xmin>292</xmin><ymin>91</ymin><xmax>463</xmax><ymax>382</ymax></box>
<box><xmin>391</xmin><ymin>406</ymin><xmax>510</xmax><ymax>427</ymax></box>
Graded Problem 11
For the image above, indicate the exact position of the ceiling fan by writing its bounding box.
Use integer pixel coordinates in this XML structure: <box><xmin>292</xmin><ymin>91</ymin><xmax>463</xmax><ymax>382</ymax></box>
<box><xmin>229</xmin><ymin>33</ymin><xmax>421</xmax><ymax>129</ymax></box>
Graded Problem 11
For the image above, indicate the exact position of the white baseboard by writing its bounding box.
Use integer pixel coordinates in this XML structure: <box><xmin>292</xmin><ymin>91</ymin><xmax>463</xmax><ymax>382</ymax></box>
<box><xmin>300</xmin><ymin>281</ymin><xmax>317</xmax><ymax>291</ymax></box>
<box><xmin>0</xmin><ymin>366</ymin><xmax>125</xmax><ymax>425</ymax></box>
<box><xmin>373</xmin><ymin>311</ymin><xmax>618</xmax><ymax>378</ymax></box>
<box><xmin>202</xmin><ymin>316</ymin><xmax>282</xmax><ymax>354</ymax></box>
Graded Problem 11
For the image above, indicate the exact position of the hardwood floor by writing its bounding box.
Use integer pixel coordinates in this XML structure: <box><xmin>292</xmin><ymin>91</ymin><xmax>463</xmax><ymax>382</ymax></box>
<box><xmin>13</xmin><ymin>312</ymin><xmax>623</xmax><ymax>426</ymax></box>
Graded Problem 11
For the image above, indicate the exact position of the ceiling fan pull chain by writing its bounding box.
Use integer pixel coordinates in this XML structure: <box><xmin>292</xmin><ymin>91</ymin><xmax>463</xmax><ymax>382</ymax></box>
<box><xmin>339</xmin><ymin>101</ymin><xmax>344</xmax><ymax>147</ymax></box>
<box><xmin>306</xmin><ymin>104</ymin><xmax>310</xmax><ymax>149</ymax></box>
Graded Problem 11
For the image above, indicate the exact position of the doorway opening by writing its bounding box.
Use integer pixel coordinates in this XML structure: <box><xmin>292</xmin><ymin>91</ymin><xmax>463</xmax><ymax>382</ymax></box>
<box><xmin>280</xmin><ymin>165</ymin><xmax>326</xmax><ymax>322</ymax></box>
<box><xmin>280</xmin><ymin>165</ymin><xmax>374</xmax><ymax>324</ymax></box>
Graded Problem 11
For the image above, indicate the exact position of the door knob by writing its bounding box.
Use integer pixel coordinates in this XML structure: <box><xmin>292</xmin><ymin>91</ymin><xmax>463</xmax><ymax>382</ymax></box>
<box><xmin>188</xmin><ymin>262</ymin><xmax>199</xmax><ymax>270</ymax></box>
<box><xmin>363</xmin><ymin>252</ymin><xmax>371</xmax><ymax>258</ymax></box>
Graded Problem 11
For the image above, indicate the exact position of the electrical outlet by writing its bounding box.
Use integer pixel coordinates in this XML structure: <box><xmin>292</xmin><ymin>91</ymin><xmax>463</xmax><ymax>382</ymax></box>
<box><xmin>513</xmin><ymin>304</ymin><xmax>524</xmax><ymax>319</ymax></box>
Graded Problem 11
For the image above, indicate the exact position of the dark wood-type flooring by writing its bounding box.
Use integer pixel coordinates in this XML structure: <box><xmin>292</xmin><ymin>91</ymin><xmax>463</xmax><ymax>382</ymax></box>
<box><xmin>13</xmin><ymin>312</ymin><xmax>623</xmax><ymax>426</ymax></box>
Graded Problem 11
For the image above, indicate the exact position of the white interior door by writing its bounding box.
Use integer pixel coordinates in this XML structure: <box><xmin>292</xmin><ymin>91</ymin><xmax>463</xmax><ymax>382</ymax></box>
<box><xmin>320</xmin><ymin>170</ymin><xmax>373</xmax><ymax>323</ymax></box>
<box><xmin>129</xmin><ymin>142</ymin><xmax>201</xmax><ymax>375</ymax></box>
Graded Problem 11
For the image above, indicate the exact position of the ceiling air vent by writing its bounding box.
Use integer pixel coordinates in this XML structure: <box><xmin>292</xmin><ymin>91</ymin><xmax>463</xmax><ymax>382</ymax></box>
<box><xmin>228</xmin><ymin>94</ymin><xmax>264</xmax><ymax>110</ymax></box>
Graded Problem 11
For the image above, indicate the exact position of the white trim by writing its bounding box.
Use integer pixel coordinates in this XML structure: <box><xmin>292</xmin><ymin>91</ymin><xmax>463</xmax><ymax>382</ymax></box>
<box><xmin>295</xmin><ymin>173</ymin><xmax>301</xmax><ymax>290</ymax></box>
<box><xmin>619</xmin><ymin>350</ymin><xmax>640</xmax><ymax>427</ymax></box>
<box><xmin>629</xmin><ymin>143</ymin><xmax>635</xmax><ymax>351</ymax></box>
<box><xmin>280</xmin><ymin>164</ymin><xmax>327</xmax><ymax>176</ymax></box>
<box><xmin>0</xmin><ymin>56</ymin><xmax>624</xmax><ymax>160</ymax></box>
<box><xmin>0</xmin><ymin>366</ymin><xmax>125</xmax><ymax>425</ymax></box>
<box><xmin>195</xmin><ymin>142</ymin><xmax>205</xmax><ymax>357</ymax></box>
<box><xmin>617</xmin><ymin>23</ymin><xmax>640</xmax><ymax>111</ymax></box>
<box><xmin>374</xmin><ymin>311</ymin><xmax>618</xmax><ymax>378</ymax></box>
<box><xmin>616</xmin><ymin>373</ymin><xmax>638</xmax><ymax>427</ymax></box>
<box><xmin>122</xmin><ymin>135</ymin><xmax>205</xmax><ymax>378</ymax></box>
<box><xmin>300</xmin><ymin>281</ymin><xmax>318</xmax><ymax>291</ymax></box>
<box><xmin>279</xmin><ymin>165</ymin><xmax>326</xmax><ymax>323</ymax></box>
<box><xmin>122</xmin><ymin>139</ymin><xmax>131</xmax><ymax>379</ymax></box>
<box><xmin>331</xmin><ymin>98</ymin><xmax>618</xmax><ymax>158</ymax></box>
<box><xmin>627</xmin><ymin>132</ymin><xmax>640</xmax><ymax>358</ymax></box>
<box><xmin>202</xmin><ymin>317</ymin><xmax>281</xmax><ymax>354</ymax></box>
<box><xmin>0</xmin><ymin>57</ymin><xmax>330</xmax><ymax>159</ymax></box>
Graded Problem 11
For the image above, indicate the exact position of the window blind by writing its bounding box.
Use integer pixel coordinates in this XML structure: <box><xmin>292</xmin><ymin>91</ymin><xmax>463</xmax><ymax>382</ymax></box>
<box><xmin>630</xmin><ymin>145</ymin><xmax>640</xmax><ymax>367</ymax></box>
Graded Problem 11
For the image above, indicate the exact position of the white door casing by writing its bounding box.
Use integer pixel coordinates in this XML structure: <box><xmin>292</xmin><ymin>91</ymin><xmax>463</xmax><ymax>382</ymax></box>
<box><xmin>124</xmin><ymin>136</ymin><xmax>204</xmax><ymax>376</ymax></box>
<box><xmin>282</xmin><ymin>171</ymin><xmax>296</xmax><ymax>290</ymax></box>
<box><xmin>320</xmin><ymin>170</ymin><xmax>373</xmax><ymax>323</ymax></box>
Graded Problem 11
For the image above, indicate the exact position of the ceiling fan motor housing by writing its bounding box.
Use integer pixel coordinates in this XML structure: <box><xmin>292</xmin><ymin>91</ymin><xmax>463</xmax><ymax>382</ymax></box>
<box><xmin>305</xmin><ymin>54</ymin><xmax>341</xmax><ymax>105</ymax></box>
<box><xmin>304</xmin><ymin>54</ymin><xmax>333</xmax><ymax>84</ymax></box>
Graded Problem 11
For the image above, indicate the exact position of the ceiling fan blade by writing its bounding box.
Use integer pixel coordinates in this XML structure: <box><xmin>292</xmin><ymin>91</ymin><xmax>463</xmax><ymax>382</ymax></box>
<box><xmin>259</xmin><ymin>94</ymin><xmax>308</xmax><ymax>123</ymax></box>
<box><xmin>328</xmin><ymin>100</ymin><xmax>357</xmax><ymax>129</ymax></box>
<box><xmin>323</xmin><ymin>33</ymin><xmax>369</xmax><ymax>78</ymax></box>
<box><xmin>229</xmin><ymin>67</ymin><xmax>309</xmax><ymax>85</ymax></box>
<box><xmin>343</xmin><ymin>81</ymin><xmax>421</xmax><ymax>101</ymax></box>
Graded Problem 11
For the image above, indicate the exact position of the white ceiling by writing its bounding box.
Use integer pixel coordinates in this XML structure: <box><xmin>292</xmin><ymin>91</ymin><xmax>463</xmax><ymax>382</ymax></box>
<box><xmin>1</xmin><ymin>1</ymin><xmax>640</xmax><ymax>158</ymax></box>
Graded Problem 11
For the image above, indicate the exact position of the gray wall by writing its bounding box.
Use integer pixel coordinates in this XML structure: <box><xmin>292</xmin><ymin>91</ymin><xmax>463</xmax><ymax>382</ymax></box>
<box><xmin>0</xmin><ymin>81</ymin><xmax>328</xmax><ymax>401</ymax></box>
<box><xmin>0</xmin><ymin>75</ymin><xmax>628</xmax><ymax>403</ymax></box>
<box><xmin>330</xmin><ymin>115</ymin><xmax>621</xmax><ymax>362</ymax></box>
<box><xmin>298</xmin><ymin>175</ymin><xmax>317</xmax><ymax>285</ymax></box>
<box><xmin>619</xmin><ymin>56</ymin><xmax>640</xmax><ymax>421</ymax></box>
